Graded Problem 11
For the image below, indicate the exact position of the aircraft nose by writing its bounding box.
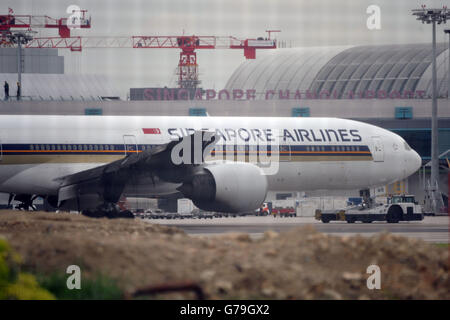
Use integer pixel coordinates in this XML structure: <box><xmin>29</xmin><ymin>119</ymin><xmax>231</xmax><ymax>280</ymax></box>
<box><xmin>407</xmin><ymin>150</ymin><xmax>422</xmax><ymax>175</ymax></box>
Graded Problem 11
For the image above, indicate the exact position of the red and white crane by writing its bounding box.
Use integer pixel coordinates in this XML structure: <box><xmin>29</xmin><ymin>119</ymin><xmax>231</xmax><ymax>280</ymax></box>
<box><xmin>0</xmin><ymin>8</ymin><xmax>91</xmax><ymax>39</ymax></box>
<box><xmin>25</xmin><ymin>35</ymin><xmax>276</xmax><ymax>88</ymax></box>
<box><xmin>1</xmin><ymin>8</ymin><xmax>277</xmax><ymax>89</ymax></box>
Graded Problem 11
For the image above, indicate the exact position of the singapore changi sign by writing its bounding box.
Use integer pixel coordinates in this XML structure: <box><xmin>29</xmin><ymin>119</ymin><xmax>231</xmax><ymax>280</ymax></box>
<box><xmin>136</xmin><ymin>88</ymin><xmax>428</xmax><ymax>101</ymax></box>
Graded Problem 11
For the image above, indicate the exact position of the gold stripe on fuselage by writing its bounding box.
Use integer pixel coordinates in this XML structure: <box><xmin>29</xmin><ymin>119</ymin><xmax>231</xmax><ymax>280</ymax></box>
<box><xmin>0</xmin><ymin>154</ymin><xmax>125</xmax><ymax>165</ymax></box>
<box><xmin>0</xmin><ymin>149</ymin><xmax>374</xmax><ymax>165</ymax></box>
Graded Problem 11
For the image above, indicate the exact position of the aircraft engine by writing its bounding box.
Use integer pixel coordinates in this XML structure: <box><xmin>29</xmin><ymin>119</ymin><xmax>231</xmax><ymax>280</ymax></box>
<box><xmin>177</xmin><ymin>162</ymin><xmax>268</xmax><ymax>213</ymax></box>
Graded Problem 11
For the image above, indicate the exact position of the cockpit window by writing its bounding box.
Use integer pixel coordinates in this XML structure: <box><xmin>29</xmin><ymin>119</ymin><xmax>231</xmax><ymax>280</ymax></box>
<box><xmin>404</xmin><ymin>141</ymin><xmax>411</xmax><ymax>151</ymax></box>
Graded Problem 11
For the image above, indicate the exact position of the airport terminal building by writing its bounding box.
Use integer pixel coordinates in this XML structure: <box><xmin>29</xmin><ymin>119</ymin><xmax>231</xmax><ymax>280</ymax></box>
<box><xmin>1</xmin><ymin>43</ymin><xmax>449</xmax><ymax>207</ymax></box>
<box><xmin>223</xmin><ymin>44</ymin><xmax>450</xmax><ymax>203</ymax></box>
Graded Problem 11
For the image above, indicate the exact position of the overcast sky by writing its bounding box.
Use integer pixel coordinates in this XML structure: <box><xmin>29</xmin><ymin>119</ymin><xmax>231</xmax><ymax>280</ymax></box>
<box><xmin>2</xmin><ymin>0</ymin><xmax>450</xmax><ymax>97</ymax></box>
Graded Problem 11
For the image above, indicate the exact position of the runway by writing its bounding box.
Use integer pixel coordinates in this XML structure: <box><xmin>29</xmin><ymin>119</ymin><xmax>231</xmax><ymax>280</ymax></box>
<box><xmin>148</xmin><ymin>216</ymin><xmax>449</xmax><ymax>243</ymax></box>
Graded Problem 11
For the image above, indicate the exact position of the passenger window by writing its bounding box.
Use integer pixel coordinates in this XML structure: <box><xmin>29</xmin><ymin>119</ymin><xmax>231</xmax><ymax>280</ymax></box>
<box><xmin>110</xmin><ymin>145</ymin><xmax>114</xmax><ymax>150</ymax></box>
<box><xmin>94</xmin><ymin>145</ymin><xmax>98</xmax><ymax>151</ymax></box>
<box><xmin>30</xmin><ymin>144</ymin><xmax>34</xmax><ymax>150</ymax></box>
<box><xmin>105</xmin><ymin>145</ymin><xmax>109</xmax><ymax>150</ymax></box>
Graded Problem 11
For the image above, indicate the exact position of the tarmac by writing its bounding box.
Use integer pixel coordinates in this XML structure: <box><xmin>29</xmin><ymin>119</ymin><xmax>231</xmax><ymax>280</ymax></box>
<box><xmin>149</xmin><ymin>216</ymin><xmax>449</xmax><ymax>243</ymax></box>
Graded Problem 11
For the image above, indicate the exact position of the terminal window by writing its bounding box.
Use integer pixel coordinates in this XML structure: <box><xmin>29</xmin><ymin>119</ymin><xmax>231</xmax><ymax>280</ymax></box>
<box><xmin>85</xmin><ymin>108</ymin><xmax>103</xmax><ymax>116</ymax></box>
<box><xmin>189</xmin><ymin>108</ymin><xmax>207</xmax><ymax>116</ymax></box>
<box><xmin>292</xmin><ymin>107</ymin><xmax>310</xmax><ymax>117</ymax></box>
<box><xmin>391</xmin><ymin>129</ymin><xmax>430</xmax><ymax>159</ymax></box>
<box><xmin>390</xmin><ymin>128</ymin><xmax>450</xmax><ymax>160</ymax></box>
<box><xmin>395</xmin><ymin>107</ymin><xmax>413</xmax><ymax>119</ymax></box>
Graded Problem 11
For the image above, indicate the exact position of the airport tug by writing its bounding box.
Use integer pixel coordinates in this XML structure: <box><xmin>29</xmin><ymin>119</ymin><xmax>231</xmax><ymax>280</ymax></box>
<box><xmin>315</xmin><ymin>194</ymin><xmax>424</xmax><ymax>224</ymax></box>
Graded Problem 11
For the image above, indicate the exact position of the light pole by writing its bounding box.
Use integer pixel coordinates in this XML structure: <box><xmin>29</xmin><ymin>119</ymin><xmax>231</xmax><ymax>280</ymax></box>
<box><xmin>412</xmin><ymin>6</ymin><xmax>449</xmax><ymax>213</ymax></box>
<box><xmin>445</xmin><ymin>29</ymin><xmax>450</xmax><ymax>100</ymax></box>
<box><xmin>6</xmin><ymin>31</ymin><xmax>34</xmax><ymax>100</ymax></box>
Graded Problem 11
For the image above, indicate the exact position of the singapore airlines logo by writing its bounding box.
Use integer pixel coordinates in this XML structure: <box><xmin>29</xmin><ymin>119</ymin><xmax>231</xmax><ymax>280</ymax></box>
<box><xmin>169</xmin><ymin>130</ymin><xmax>280</xmax><ymax>175</ymax></box>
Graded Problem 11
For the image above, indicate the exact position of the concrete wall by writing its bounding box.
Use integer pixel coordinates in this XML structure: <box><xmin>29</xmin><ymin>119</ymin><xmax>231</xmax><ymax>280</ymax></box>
<box><xmin>0</xmin><ymin>98</ymin><xmax>449</xmax><ymax>118</ymax></box>
<box><xmin>0</xmin><ymin>48</ymin><xmax>64</xmax><ymax>74</ymax></box>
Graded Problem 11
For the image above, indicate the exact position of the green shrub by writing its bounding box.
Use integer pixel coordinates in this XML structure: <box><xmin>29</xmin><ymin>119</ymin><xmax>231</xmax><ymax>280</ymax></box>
<box><xmin>38</xmin><ymin>272</ymin><xmax>123</xmax><ymax>300</ymax></box>
<box><xmin>0</xmin><ymin>238</ymin><xmax>55</xmax><ymax>300</ymax></box>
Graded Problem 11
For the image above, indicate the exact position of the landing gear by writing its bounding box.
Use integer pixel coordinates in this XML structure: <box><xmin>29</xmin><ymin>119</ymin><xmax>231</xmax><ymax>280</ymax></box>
<box><xmin>10</xmin><ymin>194</ymin><xmax>39</xmax><ymax>211</ymax></box>
<box><xmin>81</xmin><ymin>203</ymin><xmax>134</xmax><ymax>219</ymax></box>
<box><xmin>7</xmin><ymin>193</ymin><xmax>14</xmax><ymax>209</ymax></box>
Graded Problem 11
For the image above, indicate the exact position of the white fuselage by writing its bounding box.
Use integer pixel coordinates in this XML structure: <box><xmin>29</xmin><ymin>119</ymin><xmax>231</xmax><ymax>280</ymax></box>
<box><xmin>0</xmin><ymin>115</ymin><xmax>421</xmax><ymax>197</ymax></box>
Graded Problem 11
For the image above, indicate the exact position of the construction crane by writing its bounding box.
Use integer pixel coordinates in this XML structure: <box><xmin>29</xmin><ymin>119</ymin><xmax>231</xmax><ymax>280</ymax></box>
<box><xmin>24</xmin><ymin>34</ymin><xmax>277</xmax><ymax>89</ymax></box>
<box><xmin>1</xmin><ymin>8</ymin><xmax>276</xmax><ymax>90</ymax></box>
<box><xmin>0</xmin><ymin>8</ymin><xmax>91</xmax><ymax>41</ymax></box>
<box><xmin>0</xmin><ymin>8</ymin><xmax>91</xmax><ymax>95</ymax></box>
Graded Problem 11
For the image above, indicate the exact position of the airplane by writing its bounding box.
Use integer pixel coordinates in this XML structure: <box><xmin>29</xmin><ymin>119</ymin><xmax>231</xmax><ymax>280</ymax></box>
<box><xmin>0</xmin><ymin>115</ymin><xmax>421</xmax><ymax>218</ymax></box>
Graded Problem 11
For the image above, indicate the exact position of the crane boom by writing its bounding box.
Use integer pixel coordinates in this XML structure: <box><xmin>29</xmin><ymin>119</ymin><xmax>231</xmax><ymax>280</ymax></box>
<box><xmin>2</xmin><ymin>8</ymin><xmax>277</xmax><ymax>90</ymax></box>
<box><xmin>0</xmin><ymin>11</ymin><xmax>91</xmax><ymax>38</ymax></box>
<box><xmin>25</xmin><ymin>35</ymin><xmax>276</xmax><ymax>54</ymax></box>
<box><xmin>24</xmin><ymin>34</ymin><xmax>277</xmax><ymax>88</ymax></box>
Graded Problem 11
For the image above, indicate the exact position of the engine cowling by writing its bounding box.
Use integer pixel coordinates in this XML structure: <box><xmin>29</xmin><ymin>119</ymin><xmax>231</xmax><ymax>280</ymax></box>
<box><xmin>177</xmin><ymin>162</ymin><xmax>268</xmax><ymax>213</ymax></box>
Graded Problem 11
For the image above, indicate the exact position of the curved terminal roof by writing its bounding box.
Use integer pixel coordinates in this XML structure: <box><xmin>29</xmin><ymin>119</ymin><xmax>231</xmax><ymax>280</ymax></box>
<box><xmin>225</xmin><ymin>43</ymin><xmax>449</xmax><ymax>99</ymax></box>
